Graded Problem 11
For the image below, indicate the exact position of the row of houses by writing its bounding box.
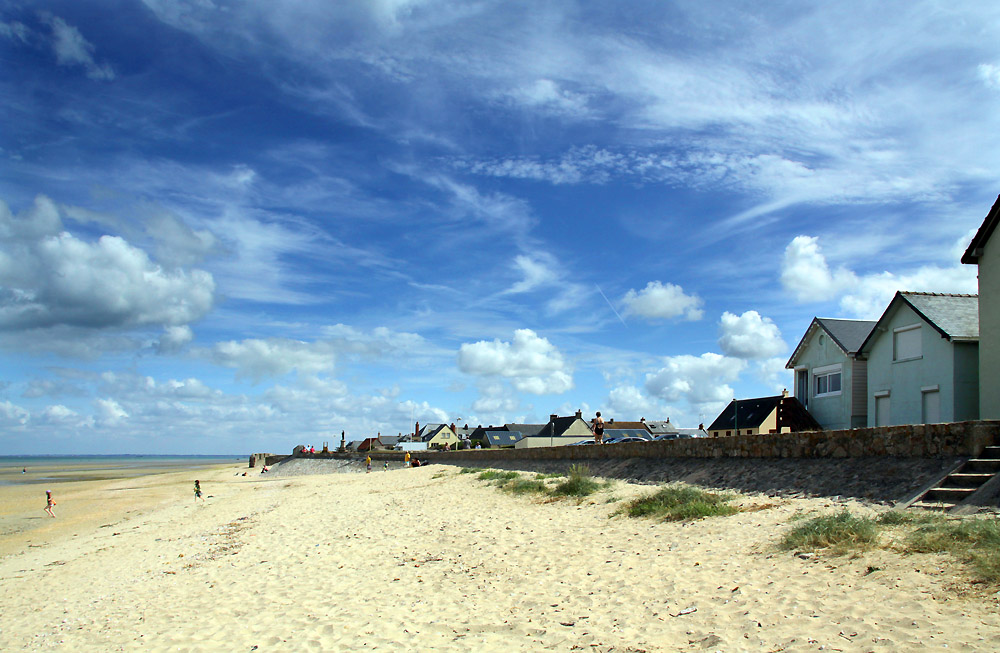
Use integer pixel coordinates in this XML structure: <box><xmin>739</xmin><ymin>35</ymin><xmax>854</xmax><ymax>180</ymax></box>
<box><xmin>712</xmin><ymin>194</ymin><xmax>999</xmax><ymax>436</ymax></box>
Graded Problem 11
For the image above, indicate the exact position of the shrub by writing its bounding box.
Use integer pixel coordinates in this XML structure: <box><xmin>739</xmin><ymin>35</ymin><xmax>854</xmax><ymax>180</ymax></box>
<box><xmin>622</xmin><ymin>484</ymin><xmax>738</xmax><ymax>521</ymax></box>
<box><xmin>904</xmin><ymin>517</ymin><xmax>1000</xmax><ymax>583</ymax></box>
<box><xmin>459</xmin><ymin>467</ymin><xmax>485</xmax><ymax>474</ymax></box>
<box><xmin>477</xmin><ymin>469</ymin><xmax>519</xmax><ymax>482</ymax></box>
<box><xmin>551</xmin><ymin>464</ymin><xmax>602</xmax><ymax>497</ymax></box>
<box><xmin>504</xmin><ymin>478</ymin><xmax>550</xmax><ymax>495</ymax></box>
<box><xmin>780</xmin><ymin>510</ymin><xmax>879</xmax><ymax>553</ymax></box>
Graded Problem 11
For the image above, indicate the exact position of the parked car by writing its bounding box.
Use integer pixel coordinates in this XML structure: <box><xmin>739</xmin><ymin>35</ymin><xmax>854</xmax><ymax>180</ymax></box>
<box><xmin>567</xmin><ymin>439</ymin><xmax>594</xmax><ymax>445</ymax></box>
<box><xmin>604</xmin><ymin>436</ymin><xmax>648</xmax><ymax>444</ymax></box>
<box><xmin>652</xmin><ymin>433</ymin><xmax>679</xmax><ymax>441</ymax></box>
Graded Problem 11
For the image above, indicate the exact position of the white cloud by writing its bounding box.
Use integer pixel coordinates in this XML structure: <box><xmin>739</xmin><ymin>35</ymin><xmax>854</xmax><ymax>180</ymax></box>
<box><xmin>606</xmin><ymin>384</ymin><xmax>665</xmax><ymax>419</ymax></box>
<box><xmin>156</xmin><ymin>325</ymin><xmax>194</xmax><ymax>354</ymax></box>
<box><xmin>978</xmin><ymin>63</ymin><xmax>1000</xmax><ymax>89</ymax></box>
<box><xmin>210</xmin><ymin>338</ymin><xmax>337</xmax><ymax>382</ymax></box>
<box><xmin>41</xmin><ymin>404</ymin><xmax>78</xmax><ymax>423</ymax></box>
<box><xmin>621</xmin><ymin>281</ymin><xmax>703</xmax><ymax>321</ymax></box>
<box><xmin>780</xmin><ymin>235</ymin><xmax>858</xmax><ymax>303</ymax></box>
<box><xmin>95</xmin><ymin>398</ymin><xmax>128</xmax><ymax>425</ymax></box>
<box><xmin>458</xmin><ymin>328</ymin><xmax>573</xmax><ymax>395</ymax></box>
<box><xmin>506</xmin><ymin>255</ymin><xmax>559</xmax><ymax>294</ymax></box>
<box><xmin>42</xmin><ymin>14</ymin><xmax>115</xmax><ymax>80</ymax></box>
<box><xmin>756</xmin><ymin>357</ymin><xmax>793</xmax><ymax>394</ymax></box>
<box><xmin>717</xmin><ymin>311</ymin><xmax>787</xmax><ymax>360</ymax></box>
<box><xmin>645</xmin><ymin>353</ymin><xmax>746</xmax><ymax>407</ymax></box>
<box><xmin>503</xmin><ymin>79</ymin><xmax>591</xmax><ymax>118</ymax></box>
<box><xmin>0</xmin><ymin>20</ymin><xmax>29</xmax><ymax>42</ymax></box>
<box><xmin>780</xmin><ymin>234</ymin><xmax>977</xmax><ymax>318</ymax></box>
<box><xmin>0</xmin><ymin>196</ymin><xmax>215</xmax><ymax>333</ymax></box>
<box><xmin>0</xmin><ymin>400</ymin><xmax>29</xmax><ymax>426</ymax></box>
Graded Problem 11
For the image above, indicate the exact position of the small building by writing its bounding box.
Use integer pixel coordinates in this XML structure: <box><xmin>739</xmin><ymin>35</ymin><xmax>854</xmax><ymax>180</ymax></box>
<box><xmin>962</xmin><ymin>194</ymin><xmax>1000</xmax><ymax>419</ymax></box>
<box><xmin>858</xmin><ymin>291</ymin><xmax>979</xmax><ymax>426</ymax></box>
<box><xmin>786</xmin><ymin>317</ymin><xmax>876</xmax><ymax>430</ymax></box>
<box><xmin>422</xmin><ymin>423</ymin><xmax>460</xmax><ymax>449</ymax></box>
<box><xmin>707</xmin><ymin>393</ymin><xmax>820</xmax><ymax>438</ymax></box>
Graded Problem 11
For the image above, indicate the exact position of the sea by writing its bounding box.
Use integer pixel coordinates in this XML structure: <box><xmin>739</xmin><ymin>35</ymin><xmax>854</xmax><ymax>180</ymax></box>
<box><xmin>0</xmin><ymin>455</ymin><xmax>244</xmax><ymax>486</ymax></box>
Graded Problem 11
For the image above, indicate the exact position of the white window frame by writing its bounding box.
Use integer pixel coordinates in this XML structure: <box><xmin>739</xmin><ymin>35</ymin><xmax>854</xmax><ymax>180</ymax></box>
<box><xmin>813</xmin><ymin>363</ymin><xmax>843</xmax><ymax>398</ymax></box>
<box><xmin>893</xmin><ymin>324</ymin><xmax>922</xmax><ymax>362</ymax></box>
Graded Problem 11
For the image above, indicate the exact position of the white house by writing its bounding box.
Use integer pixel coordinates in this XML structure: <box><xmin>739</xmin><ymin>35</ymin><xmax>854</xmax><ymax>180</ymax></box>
<box><xmin>786</xmin><ymin>317</ymin><xmax>876</xmax><ymax>430</ymax></box>
<box><xmin>961</xmin><ymin>194</ymin><xmax>1000</xmax><ymax>419</ymax></box>
<box><xmin>858</xmin><ymin>291</ymin><xmax>979</xmax><ymax>426</ymax></box>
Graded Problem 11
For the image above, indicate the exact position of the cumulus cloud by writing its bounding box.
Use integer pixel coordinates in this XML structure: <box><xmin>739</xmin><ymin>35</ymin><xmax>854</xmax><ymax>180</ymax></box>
<box><xmin>0</xmin><ymin>400</ymin><xmax>30</xmax><ymax>426</ymax></box>
<box><xmin>645</xmin><ymin>353</ymin><xmax>746</xmax><ymax>406</ymax></box>
<box><xmin>209</xmin><ymin>338</ymin><xmax>337</xmax><ymax>382</ymax></box>
<box><xmin>606</xmin><ymin>385</ymin><xmax>667</xmax><ymax>419</ymax></box>
<box><xmin>40</xmin><ymin>404</ymin><xmax>78</xmax><ymax>423</ymax></box>
<box><xmin>780</xmin><ymin>236</ymin><xmax>858</xmax><ymax>303</ymax></box>
<box><xmin>621</xmin><ymin>281</ymin><xmax>703</xmax><ymax>321</ymax></box>
<box><xmin>95</xmin><ymin>398</ymin><xmax>128</xmax><ymax>425</ymax></box>
<box><xmin>780</xmin><ymin>234</ymin><xmax>977</xmax><ymax>318</ymax></box>
<box><xmin>0</xmin><ymin>196</ymin><xmax>215</xmax><ymax>333</ymax></box>
<box><xmin>156</xmin><ymin>325</ymin><xmax>194</xmax><ymax>354</ymax></box>
<box><xmin>756</xmin><ymin>357</ymin><xmax>793</xmax><ymax>393</ymax></box>
<box><xmin>458</xmin><ymin>329</ymin><xmax>573</xmax><ymax>395</ymax></box>
<box><xmin>41</xmin><ymin>14</ymin><xmax>115</xmax><ymax>80</ymax></box>
<box><xmin>717</xmin><ymin>311</ymin><xmax>787</xmax><ymax>360</ymax></box>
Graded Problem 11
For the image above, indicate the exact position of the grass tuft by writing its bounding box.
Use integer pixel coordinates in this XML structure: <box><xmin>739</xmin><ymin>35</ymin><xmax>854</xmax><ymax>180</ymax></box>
<box><xmin>459</xmin><ymin>467</ymin><xmax>485</xmax><ymax>474</ymax></box>
<box><xmin>904</xmin><ymin>517</ymin><xmax>1000</xmax><ymax>583</ymax></box>
<box><xmin>780</xmin><ymin>510</ymin><xmax>879</xmax><ymax>553</ymax></box>
<box><xmin>504</xmin><ymin>478</ymin><xmax>550</xmax><ymax>495</ymax></box>
<box><xmin>477</xmin><ymin>469</ymin><xmax>519</xmax><ymax>482</ymax></box>
<box><xmin>621</xmin><ymin>484</ymin><xmax>738</xmax><ymax>521</ymax></box>
<box><xmin>551</xmin><ymin>464</ymin><xmax>602</xmax><ymax>497</ymax></box>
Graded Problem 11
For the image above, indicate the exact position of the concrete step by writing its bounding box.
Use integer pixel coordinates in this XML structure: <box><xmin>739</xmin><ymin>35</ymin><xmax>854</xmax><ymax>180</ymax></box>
<box><xmin>942</xmin><ymin>472</ymin><xmax>996</xmax><ymax>488</ymax></box>
<box><xmin>965</xmin><ymin>459</ymin><xmax>1000</xmax><ymax>474</ymax></box>
<box><xmin>980</xmin><ymin>445</ymin><xmax>1000</xmax><ymax>457</ymax></box>
<box><xmin>910</xmin><ymin>500</ymin><xmax>959</xmax><ymax>511</ymax></box>
<box><xmin>925</xmin><ymin>486</ymin><xmax>977</xmax><ymax>502</ymax></box>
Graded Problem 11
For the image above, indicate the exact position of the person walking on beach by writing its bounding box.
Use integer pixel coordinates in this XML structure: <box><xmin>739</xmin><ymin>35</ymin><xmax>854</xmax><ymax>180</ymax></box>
<box><xmin>404</xmin><ymin>451</ymin><xmax>410</xmax><ymax>465</ymax></box>
<box><xmin>366</xmin><ymin>455</ymin><xmax>372</xmax><ymax>473</ymax></box>
<box><xmin>44</xmin><ymin>490</ymin><xmax>56</xmax><ymax>517</ymax></box>
<box><xmin>592</xmin><ymin>411</ymin><xmax>605</xmax><ymax>445</ymax></box>
<box><xmin>194</xmin><ymin>480</ymin><xmax>204</xmax><ymax>501</ymax></box>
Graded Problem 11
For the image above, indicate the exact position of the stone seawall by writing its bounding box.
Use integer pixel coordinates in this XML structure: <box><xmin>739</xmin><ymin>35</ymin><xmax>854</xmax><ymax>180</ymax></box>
<box><xmin>275</xmin><ymin>421</ymin><xmax>1000</xmax><ymax>503</ymax></box>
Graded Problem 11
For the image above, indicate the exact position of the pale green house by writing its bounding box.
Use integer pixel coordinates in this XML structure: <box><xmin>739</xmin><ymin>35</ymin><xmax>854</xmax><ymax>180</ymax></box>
<box><xmin>961</xmin><ymin>194</ymin><xmax>1000</xmax><ymax>419</ymax></box>
<box><xmin>786</xmin><ymin>318</ymin><xmax>876</xmax><ymax>430</ymax></box>
<box><xmin>858</xmin><ymin>292</ymin><xmax>979</xmax><ymax>427</ymax></box>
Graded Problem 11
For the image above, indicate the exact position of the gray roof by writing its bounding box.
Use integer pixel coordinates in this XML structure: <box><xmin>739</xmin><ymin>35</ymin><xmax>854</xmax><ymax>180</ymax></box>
<box><xmin>484</xmin><ymin>430</ymin><xmax>521</xmax><ymax>446</ymax></box>
<box><xmin>504</xmin><ymin>423</ymin><xmax>546</xmax><ymax>436</ymax></box>
<box><xmin>786</xmin><ymin>317</ymin><xmax>876</xmax><ymax>368</ymax></box>
<box><xmin>860</xmin><ymin>291</ymin><xmax>979</xmax><ymax>352</ymax></box>
<box><xmin>816</xmin><ymin>318</ymin><xmax>877</xmax><ymax>353</ymax></box>
<box><xmin>603</xmin><ymin>429</ymin><xmax>650</xmax><ymax>439</ymax></box>
<box><xmin>903</xmin><ymin>293</ymin><xmax>979</xmax><ymax>340</ymax></box>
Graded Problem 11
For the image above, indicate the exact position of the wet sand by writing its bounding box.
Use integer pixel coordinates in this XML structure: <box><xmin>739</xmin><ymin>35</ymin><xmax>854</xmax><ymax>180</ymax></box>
<box><xmin>1</xmin><ymin>463</ymin><xmax>999</xmax><ymax>651</ymax></box>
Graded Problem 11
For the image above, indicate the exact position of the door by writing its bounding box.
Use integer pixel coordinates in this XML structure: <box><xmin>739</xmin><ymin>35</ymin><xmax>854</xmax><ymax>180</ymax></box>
<box><xmin>796</xmin><ymin>370</ymin><xmax>808</xmax><ymax>407</ymax></box>
<box><xmin>875</xmin><ymin>395</ymin><xmax>890</xmax><ymax>427</ymax></box>
<box><xmin>922</xmin><ymin>390</ymin><xmax>941</xmax><ymax>424</ymax></box>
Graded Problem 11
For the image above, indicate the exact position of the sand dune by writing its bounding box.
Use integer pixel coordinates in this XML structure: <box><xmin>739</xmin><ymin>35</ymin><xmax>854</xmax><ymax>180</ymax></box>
<box><xmin>1</xmin><ymin>463</ymin><xmax>999</xmax><ymax>651</ymax></box>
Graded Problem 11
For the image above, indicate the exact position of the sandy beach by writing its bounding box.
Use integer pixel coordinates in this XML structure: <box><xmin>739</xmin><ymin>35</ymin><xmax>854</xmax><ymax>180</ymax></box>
<box><xmin>1</xmin><ymin>462</ymin><xmax>999</xmax><ymax>652</ymax></box>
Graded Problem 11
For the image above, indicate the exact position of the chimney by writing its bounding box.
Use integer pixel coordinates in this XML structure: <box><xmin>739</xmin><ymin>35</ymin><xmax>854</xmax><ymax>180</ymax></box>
<box><xmin>414</xmin><ymin>421</ymin><xmax>420</xmax><ymax>437</ymax></box>
<box><xmin>666</xmin><ymin>417</ymin><xmax>670</xmax><ymax>424</ymax></box>
<box><xmin>698</xmin><ymin>423</ymin><xmax>704</xmax><ymax>430</ymax></box>
<box><xmin>450</xmin><ymin>422</ymin><xmax>456</xmax><ymax>432</ymax></box>
<box><xmin>575</xmin><ymin>409</ymin><xmax>582</xmax><ymax>418</ymax></box>
<box><xmin>640</xmin><ymin>417</ymin><xmax>645</xmax><ymax>422</ymax></box>
<box><xmin>609</xmin><ymin>418</ymin><xmax>614</xmax><ymax>424</ymax></box>
<box><xmin>550</xmin><ymin>414</ymin><xmax>558</xmax><ymax>422</ymax></box>
<box><xmin>781</xmin><ymin>388</ymin><xmax>789</xmax><ymax>398</ymax></box>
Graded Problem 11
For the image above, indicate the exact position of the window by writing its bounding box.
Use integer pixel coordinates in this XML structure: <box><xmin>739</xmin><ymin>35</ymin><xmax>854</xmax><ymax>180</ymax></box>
<box><xmin>893</xmin><ymin>324</ymin><xmax>921</xmax><ymax>361</ymax></box>
<box><xmin>813</xmin><ymin>364</ymin><xmax>842</xmax><ymax>397</ymax></box>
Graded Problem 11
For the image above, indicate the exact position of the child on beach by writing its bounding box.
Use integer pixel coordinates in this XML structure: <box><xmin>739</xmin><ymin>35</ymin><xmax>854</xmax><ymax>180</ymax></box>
<box><xmin>366</xmin><ymin>455</ymin><xmax>372</xmax><ymax>473</ymax></box>
<box><xmin>194</xmin><ymin>480</ymin><xmax>204</xmax><ymax>501</ymax></box>
<box><xmin>383</xmin><ymin>461</ymin><xmax>389</xmax><ymax>471</ymax></box>
<box><xmin>44</xmin><ymin>490</ymin><xmax>56</xmax><ymax>517</ymax></box>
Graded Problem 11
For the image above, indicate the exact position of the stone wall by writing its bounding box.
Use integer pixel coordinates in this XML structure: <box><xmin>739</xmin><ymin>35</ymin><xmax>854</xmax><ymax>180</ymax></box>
<box><xmin>432</xmin><ymin>420</ymin><xmax>1000</xmax><ymax>463</ymax></box>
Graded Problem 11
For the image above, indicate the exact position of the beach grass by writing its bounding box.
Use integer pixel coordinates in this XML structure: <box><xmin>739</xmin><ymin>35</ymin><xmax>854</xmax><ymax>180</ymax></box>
<box><xmin>902</xmin><ymin>517</ymin><xmax>1000</xmax><ymax>584</ymax></box>
<box><xmin>459</xmin><ymin>467</ymin><xmax>485</xmax><ymax>474</ymax></box>
<box><xmin>478</xmin><ymin>469</ymin><xmax>519</xmax><ymax>483</ymax></box>
<box><xmin>620</xmin><ymin>484</ymin><xmax>739</xmax><ymax>521</ymax></box>
<box><xmin>780</xmin><ymin>509</ymin><xmax>879</xmax><ymax>553</ymax></box>
<box><xmin>503</xmin><ymin>478</ymin><xmax>550</xmax><ymax>495</ymax></box>
<box><xmin>550</xmin><ymin>464</ymin><xmax>603</xmax><ymax>497</ymax></box>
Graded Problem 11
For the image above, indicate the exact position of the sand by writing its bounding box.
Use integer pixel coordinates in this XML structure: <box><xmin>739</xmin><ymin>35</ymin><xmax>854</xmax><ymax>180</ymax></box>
<box><xmin>1</xmin><ymin>462</ymin><xmax>999</xmax><ymax>651</ymax></box>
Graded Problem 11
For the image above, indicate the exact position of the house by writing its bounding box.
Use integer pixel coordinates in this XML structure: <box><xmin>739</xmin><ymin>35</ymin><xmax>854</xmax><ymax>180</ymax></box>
<box><xmin>707</xmin><ymin>392</ymin><xmax>820</xmax><ymax>438</ymax></box>
<box><xmin>483</xmin><ymin>430</ymin><xmax>521</xmax><ymax>447</ymax></box>
<box><xmin>786</xmin><ymin>317</ymin><xmax>876</xmax><ymax>429</ymax></box>
<box><xmin>511</xmin><ymin>411</ymin><xmax>593</xmax><ymax>448</ymax></box>
<box><xmin>601</xmin><ymin>419</ymin><xmax>652</xmax><ymax>432</ymax></box>
<box><xmin>421</xmin><ymin>423</ymin><xmax>459</xmax><ymax>449</ymax></box>
<box><xmin>858</xmin><ymin>291</ymin><xmax>979</xmax><ymax>426</ymax></box>
<box><xmin>962</xmin><ymin>194</ymin><xmax>1000</xmax><ymax>419</ymax></box>
<box><xmin>644</xmin><ymin>419</ymin><xmax>675</xmax><ymax>436</ymax></box>
<box><xmin>602</xmin><ymin>428</ymin><xmax>651</xmax><ymax>441</ymax></box>
<box><xmin>356</xmin><ymin>437</ymin><xmax>384</xmax><ymax>452</ymax></box>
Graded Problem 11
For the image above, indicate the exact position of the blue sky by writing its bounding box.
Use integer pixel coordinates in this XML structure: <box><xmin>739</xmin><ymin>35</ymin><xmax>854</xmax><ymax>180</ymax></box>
<box><xmin>1</xmin><ymin>1</ymin><xmax>997</xmax><ymax>455</ymax></box>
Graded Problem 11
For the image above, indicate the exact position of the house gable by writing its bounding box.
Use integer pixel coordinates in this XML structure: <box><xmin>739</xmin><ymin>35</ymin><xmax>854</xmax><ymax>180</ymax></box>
<box><xmin>961</xmin><ymin>194</ymin><xmax>1000</xmax><ymax>265</ymax></box>
<box><xmin>963</xmin><ymin>194</ymin><xmax>1000</xmax><ymax>419</ymax></box>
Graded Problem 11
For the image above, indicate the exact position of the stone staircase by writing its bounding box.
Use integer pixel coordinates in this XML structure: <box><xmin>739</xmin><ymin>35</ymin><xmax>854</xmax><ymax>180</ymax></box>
<box><xmin>906</xmin><ymin>443</ymin><xmax>1000</xmax><ymax>512</ymax></box>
